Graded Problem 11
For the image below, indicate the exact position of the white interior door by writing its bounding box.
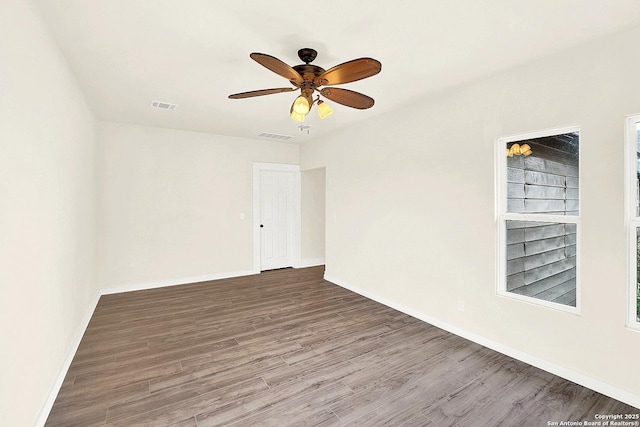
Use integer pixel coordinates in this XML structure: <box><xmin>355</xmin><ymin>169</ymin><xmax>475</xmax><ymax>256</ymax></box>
<box><xmin>260</xmin><ymin>170</ymin><xmax>294</xmax><ymax>270</ymax></box>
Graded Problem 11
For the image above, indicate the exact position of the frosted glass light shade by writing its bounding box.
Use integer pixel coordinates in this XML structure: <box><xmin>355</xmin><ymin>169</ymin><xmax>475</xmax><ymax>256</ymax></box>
<box><xmin>292</xmin><ymin>95</ymin><xmax>310</xmax><ymax>115</ymax></box>
<box><xmin>317</xmin><ymin>100</ymin><xmax>333</xmax><ymax>119</ymax></box>
<box><xmin>290</xmin><ymin>109</ymin><xmax>305</xmax><ymax>122</ymax></box>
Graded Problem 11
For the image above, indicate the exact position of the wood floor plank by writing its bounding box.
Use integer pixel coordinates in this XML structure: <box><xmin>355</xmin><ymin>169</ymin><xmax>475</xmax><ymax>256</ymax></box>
<box><xmin>72</xmin><ymin>361</ymin><xmax>181</xmax><ymax>392</ymax></box>
<box><xmin>176</xmin><ymin>340</ymin><xmax>301</xmax><ymax>372</ymax></box>
<box><xmin>193</xmin><ymin>359</ymin><xmax>359</xmax><ymax>426</ymax></box>
<box><xmin>220</xmin><ymin>381</ymin><xmax>354</xmax><ymax>427</ymax></box>
<box><xmin>288</xmin><ymin>408</ymin><xmax>343</xmax><ymax>427</ymax></box>
<box><xmin>333</xmin><ymin>349</ymin><xmax>465</xmax><ymax>424</ymax></box>
<box><xmin>106</xmin><ymin>377</ymin><xmax>270</xmax><ymax>426</ymax></box>
<box><xmin>55</xmin><ymin>377</ymin><xmax>150</xmax><ymax>408</ymax></box>
<box><xmin>45</xmin><ymin>405</ymin><xmax>107</xmax><ymax>427</ymax></box>
<box><xmin>45</xmin><ymin>266</ymin><xmax>638</xmax><ymax>426</ymax></box>
<box><xmin>148</xmin><ymin>354</ymin><xmax>286</xmax><ymax>395</ymax></box>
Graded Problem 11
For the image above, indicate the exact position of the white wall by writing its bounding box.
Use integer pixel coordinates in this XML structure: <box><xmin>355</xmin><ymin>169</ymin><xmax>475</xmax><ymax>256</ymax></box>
<box><xmin>300</xmin><ymin>168</ymin><xmax>326</xmax><ymax>267</ymax></box>
<box><xmin>0</xmin><ymin>1</ymin><xmax>98</xmax><ymax>426</ymax></box>
<box><xmin>301</xmin><ymin>27</ymin><xmax>640</xmax><ymax>405</ymax></box>
<box><xmin>98</xmin><ymin>122</ymin><xmax>299</xmax><ymax>290</ymax></box>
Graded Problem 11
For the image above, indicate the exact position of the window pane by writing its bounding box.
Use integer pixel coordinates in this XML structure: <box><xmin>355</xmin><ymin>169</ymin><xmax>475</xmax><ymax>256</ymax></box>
<box><xmin>637</xmin><ymin>228</ymin><xmax>640</xmax><ymax>322</ymax></box>
<box><xmin>636</xmin><ymin>122</ymin><xmax>640</xmax><ymax>217</ymax></box>
<box><xmin>506</xmin><ymin>132</ymin><xmax>579</xmax><ymax>215</ymax></box>
<box><xmin>506</xmin><ymin>220</ymin><xmax>577</xmax><ymax>307</ymax></box>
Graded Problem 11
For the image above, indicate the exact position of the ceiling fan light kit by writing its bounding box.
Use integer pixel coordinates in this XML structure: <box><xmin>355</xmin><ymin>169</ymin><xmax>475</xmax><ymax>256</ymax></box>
<box><xmin>506</xmin><ymin>143</ymin><xmax>532</xmax><ymax>157</ymax></box>
<box><xmin>229</xmin><ymin>48</ymin><xmax>381</xmax><ymax>123</ymax></box>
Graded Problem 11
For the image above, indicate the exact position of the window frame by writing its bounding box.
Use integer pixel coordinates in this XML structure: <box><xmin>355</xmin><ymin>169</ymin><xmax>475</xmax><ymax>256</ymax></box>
<box><xmin>496</xmin><ymin>125</ymin><xmax>581</xmax><ymax>314</ymax></box>
<box><xmin>624</xmin><ymin>114</ymin><xmax>640</xmax><ymax>331</ymax></box>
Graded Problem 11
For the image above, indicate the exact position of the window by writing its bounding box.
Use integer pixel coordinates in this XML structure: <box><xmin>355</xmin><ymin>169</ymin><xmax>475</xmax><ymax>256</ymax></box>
<box><xmin>497</xmin><ymin>127</ymin><xmax>580</xmax><ymax>313</ymax></box>
<box><xmin>625</xmin><ymin>115</ymin><xmax>640</xmax><ymax>329</ymax></box>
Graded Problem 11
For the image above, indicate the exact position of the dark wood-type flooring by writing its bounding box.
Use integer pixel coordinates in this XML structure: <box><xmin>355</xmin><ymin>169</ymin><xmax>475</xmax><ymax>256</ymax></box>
<box><xmin>46</xmin><ymin>266</ymin><xmax>638</xmax><ymax>426</ymax></box>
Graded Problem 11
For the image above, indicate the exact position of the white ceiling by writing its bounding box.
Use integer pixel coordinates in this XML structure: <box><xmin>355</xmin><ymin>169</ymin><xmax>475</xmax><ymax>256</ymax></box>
<box><xmin>33</xmin><ymin>0</ymin><xmax>640</xmax><ymax>143</ymax></box>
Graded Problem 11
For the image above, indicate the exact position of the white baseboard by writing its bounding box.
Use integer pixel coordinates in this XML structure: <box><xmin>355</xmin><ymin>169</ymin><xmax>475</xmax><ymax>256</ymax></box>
<box><xmin>100</xmin><ymin>269</ymin><xmax>257</xmax><ymax>295</ymax></box>
<box><xmin>324</xmin><ymin>274</ymin><xmax>640</xmax><ymax>410</ymax></box>
<box><xmin>33</xmin><ymin>292</ymin><xmax>101</xmax><ymax>427</ymax></box>
<box><xmin>294</xmin><ymin>258</ymin><xmax>326</xmax><ymax>268</ymax></box>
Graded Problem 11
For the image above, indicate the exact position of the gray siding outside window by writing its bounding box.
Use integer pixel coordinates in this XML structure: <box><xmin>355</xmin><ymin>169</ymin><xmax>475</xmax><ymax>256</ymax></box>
<box><xmin>504</xmin><ymin>134</ymin><xmax>579</xmax><ymax>307</ymax></box>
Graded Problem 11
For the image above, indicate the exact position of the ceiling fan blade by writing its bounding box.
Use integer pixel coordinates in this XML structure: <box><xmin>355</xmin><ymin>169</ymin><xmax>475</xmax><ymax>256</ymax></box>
<box><xmin>250</xmin><ymin>53</ymin><xmax>304</xmax><ymax>86</ymax></box>
<box><xmin>228</xmin><ymin>87</ymin><xmax>296</xmax><ymax>99</ymax></box>
<box><xmin>315</xmin><ymin>58</ymin><xmax>381</xmax><ymax>87</ymax></box>
<box><xmin>319</xmin><ymin>87</ymin><xmax>375</xmax><ymax>109</ymax></box>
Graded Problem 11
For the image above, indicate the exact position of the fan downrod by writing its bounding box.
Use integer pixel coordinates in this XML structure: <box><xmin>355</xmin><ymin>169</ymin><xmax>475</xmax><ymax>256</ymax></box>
<box><xmin>297</xmin><ymin>48</ymin><xmax>317</xmax><ymax>64</ymax></box>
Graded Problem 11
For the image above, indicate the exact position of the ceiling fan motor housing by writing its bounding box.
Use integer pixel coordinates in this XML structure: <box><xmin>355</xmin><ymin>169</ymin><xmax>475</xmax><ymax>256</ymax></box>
<box><xmin>292</xmin><ymin>64</ymin><xmax>326</xmax><ymax>86</ymax></box>
<box><xmin>297</xmin><ymin>48</ymin><xmax>318</xmax><ymax>64</ymax></box>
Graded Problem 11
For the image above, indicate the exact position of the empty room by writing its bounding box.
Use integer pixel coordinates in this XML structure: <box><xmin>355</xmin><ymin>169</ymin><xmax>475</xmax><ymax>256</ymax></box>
<box><xmin>2</xmin><ymin>1</ymin><xmax>640</xmax><ymax>426</ymax></box>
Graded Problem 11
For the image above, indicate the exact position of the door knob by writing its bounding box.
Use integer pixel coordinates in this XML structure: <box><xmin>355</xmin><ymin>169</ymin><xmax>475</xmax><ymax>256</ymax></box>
<box><xmin>260</xmin><ymin>224</ymin><xmax>264</xmax><ymax>228</ymax></box>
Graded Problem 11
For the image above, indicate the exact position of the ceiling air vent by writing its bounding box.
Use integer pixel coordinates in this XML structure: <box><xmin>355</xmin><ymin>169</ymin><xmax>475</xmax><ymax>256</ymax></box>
<box><xmin>257</xmin><ymin>132</ymin><xmax>293</xmax><ymax>141</ymax></box>
<box><xmin>150</xmin><ymin>101</ymin><xmax>177</xmax><ymax>110</ymax></box>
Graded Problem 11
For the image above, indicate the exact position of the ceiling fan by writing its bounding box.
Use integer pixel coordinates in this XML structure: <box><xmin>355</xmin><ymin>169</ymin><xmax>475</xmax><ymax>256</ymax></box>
<box><xmin>228</xmin><ymin>48</ymin><xmax>382</xmax><ymax>122</ymax></box>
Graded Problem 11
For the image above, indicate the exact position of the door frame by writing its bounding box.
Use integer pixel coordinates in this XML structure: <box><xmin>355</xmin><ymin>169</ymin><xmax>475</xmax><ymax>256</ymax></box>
<box><xmin>252</xmin><ymin>162</ymin><xmax>301</xmax><ymax>273</ymax></box>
